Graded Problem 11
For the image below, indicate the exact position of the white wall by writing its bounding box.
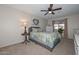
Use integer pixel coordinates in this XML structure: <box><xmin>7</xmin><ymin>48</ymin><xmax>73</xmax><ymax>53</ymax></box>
<box><xmin>67</xmin><ymin>15</ymin><xmax>79</xmax><ymax>39</ymax></box>
<box><xmin>48</xmin><ymin>14</ymin><xmax>79</xmax><ymax>39</ymax></box>
<box><xmin>0</xmin><ymin>5</ymin><xmax>47</xmax><ymax>48</ymax></box>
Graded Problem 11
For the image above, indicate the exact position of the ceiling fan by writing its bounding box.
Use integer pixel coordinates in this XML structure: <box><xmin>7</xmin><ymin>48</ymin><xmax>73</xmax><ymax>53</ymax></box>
<box><xmin>41</xmin><ymin>4</ymin><xmax>62</xmax><ymax>15</ymax></box>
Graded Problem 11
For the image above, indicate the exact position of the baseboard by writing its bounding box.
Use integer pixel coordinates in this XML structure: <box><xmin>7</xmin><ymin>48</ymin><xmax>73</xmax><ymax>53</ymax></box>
<box><xmin>0</xmin><ymin>40</ymin><xmax>24</xmax><ymax>49</ymax></box>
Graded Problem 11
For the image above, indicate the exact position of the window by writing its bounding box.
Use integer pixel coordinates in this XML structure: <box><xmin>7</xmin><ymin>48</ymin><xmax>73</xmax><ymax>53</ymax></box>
<box><xmin>54</xmin><ymin>23</ymin><xmax>64</xmax><ymax>30</ymax></box>
<box><xmin>54</xmin><ymin>24</ymin><xmax>58</xmax><ymax>29</ymax></box>
<box><xmin>59</xmin><ymin>24</ymin><xmax>64</xmax><ymax>29</ymax></box>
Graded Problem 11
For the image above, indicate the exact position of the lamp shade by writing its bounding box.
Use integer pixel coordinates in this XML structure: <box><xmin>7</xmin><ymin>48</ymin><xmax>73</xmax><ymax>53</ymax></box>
<box><xmin>20</xmin><ymin>19</ymin><xmax>27</xmax><ymax>27</ymax></box>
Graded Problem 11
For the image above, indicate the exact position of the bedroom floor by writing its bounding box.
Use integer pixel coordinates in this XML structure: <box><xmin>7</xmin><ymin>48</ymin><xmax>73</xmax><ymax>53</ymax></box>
<box><xmin>0</xmin><ymin>39</ymin><xmax>75</xmax><ymax>55</ymax></box>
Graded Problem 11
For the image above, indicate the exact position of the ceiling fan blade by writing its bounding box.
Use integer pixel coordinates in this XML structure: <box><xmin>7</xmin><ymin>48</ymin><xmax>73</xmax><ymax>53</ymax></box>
<box><xmin>41</xmin><ymin>10</ymin><xmax>48</xmax><ymax>11</ymax></box>
<box><xmin>44</xmin><ymin>12</ymin><xmax>48</xmax><ymax>15</ymax></box>
<box><xmin>52</xmin><ymin>8</ymin><xmax>62</xmax><ymax>11</ymax></box>
<box><xmin>49</xmin><ymin>4</ymin><xmax>53</xmax><ymax>9</ymax></box>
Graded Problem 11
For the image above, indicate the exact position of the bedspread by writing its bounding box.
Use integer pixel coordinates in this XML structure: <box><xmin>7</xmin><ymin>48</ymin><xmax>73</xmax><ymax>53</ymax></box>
<box><xmin>30</xmin><ymin>32</ymin><xmax>61</xmax><ymax>48</ymax></box>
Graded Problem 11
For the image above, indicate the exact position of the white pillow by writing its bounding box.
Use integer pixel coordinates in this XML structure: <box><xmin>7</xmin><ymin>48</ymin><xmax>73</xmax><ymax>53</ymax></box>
<box><xmin>46</xmin><ymin>26</ymin><xmax>53</xmax><ymax>33</ymax></box>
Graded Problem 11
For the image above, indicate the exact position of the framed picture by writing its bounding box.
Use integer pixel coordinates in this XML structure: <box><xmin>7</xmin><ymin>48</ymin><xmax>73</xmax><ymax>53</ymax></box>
<box><xmin>33</xmin><ymin>19</ymin><xmax>39</xmax><ymax>25</ymax></box>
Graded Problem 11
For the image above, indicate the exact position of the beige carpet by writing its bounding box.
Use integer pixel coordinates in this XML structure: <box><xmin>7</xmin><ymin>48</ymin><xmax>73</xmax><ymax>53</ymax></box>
<box><xmin>0</xmin><ymin>39</ymin><xmax>75</xmax><ymax>55</ymax></box>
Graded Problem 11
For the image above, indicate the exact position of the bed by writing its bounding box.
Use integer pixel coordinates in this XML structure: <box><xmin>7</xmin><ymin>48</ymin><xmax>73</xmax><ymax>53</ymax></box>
<box><xmin>28</xmin><ymin>27</ymin><xmax>61</xmax><ymax>51</ymax></box>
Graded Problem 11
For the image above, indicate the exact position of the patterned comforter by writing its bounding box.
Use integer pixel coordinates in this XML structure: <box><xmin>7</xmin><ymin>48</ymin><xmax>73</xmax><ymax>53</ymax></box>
<box><xmin>30</xmin><ymin>32</ymin><xmax>61</xmax><ymax>48</ymax></box>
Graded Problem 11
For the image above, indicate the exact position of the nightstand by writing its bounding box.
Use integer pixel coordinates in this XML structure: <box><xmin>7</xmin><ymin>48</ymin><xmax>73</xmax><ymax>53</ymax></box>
<box><xmin>21</xmin><ymin>26</ymin><xmax>29</xmax><ymax>44</ymax></box>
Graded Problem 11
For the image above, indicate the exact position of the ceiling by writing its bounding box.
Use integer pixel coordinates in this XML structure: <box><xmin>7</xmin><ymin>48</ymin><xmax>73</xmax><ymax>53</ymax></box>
<box><xmin>5</xmin><ymin>4</ymin><xmax>79</xmax><ymax>20</ymax></box>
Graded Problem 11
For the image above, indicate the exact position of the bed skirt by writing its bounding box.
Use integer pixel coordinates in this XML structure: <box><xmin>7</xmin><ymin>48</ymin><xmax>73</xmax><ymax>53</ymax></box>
<box><xmin>29</xmin><ymin>38</ymin><xmax>60</xmax><ymax>52</ymax></box>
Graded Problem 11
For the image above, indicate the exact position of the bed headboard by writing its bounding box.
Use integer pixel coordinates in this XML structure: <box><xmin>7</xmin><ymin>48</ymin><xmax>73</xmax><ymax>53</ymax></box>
<box><xmin>28</xmin><ymin>26</ymin><xmax>40</xmax><ymax>40</ymax></box>
<box><xmin>28</xmin><ymin>26</ymin><xmax>40</xmax><ymax>33</ymax></box>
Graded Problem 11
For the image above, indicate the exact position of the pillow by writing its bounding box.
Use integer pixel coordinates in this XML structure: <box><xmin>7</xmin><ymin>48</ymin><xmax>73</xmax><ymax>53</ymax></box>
<box><xmin>46</xmin><ymin>26</ymin><xmax>53</xmax><ymax>33</ymax></box>
<box><xmin>32</xmin><ymin>28</ymin><xmax>38</xmax><ymax>32</ymax></box>
<box><xmin>37</xmin><ymin>28</ymin><xmax>43</xmax><ymax>32</ymax></box>
<box><xmin>32</xmin><ymin>28</ymin><xmax>42</xmax><ymax>32</ymax></box>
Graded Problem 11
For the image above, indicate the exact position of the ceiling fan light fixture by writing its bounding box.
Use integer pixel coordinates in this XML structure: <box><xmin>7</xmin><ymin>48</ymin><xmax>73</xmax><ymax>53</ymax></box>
<box><xmin>49</xmin><ymin>11</ymin><xmax>52</xmax><ymax>13</ymax></box>
<box><xmin>41</xmin><ymin>4</ymin><xmax>62</xmax><ymax>15</ymax></box>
